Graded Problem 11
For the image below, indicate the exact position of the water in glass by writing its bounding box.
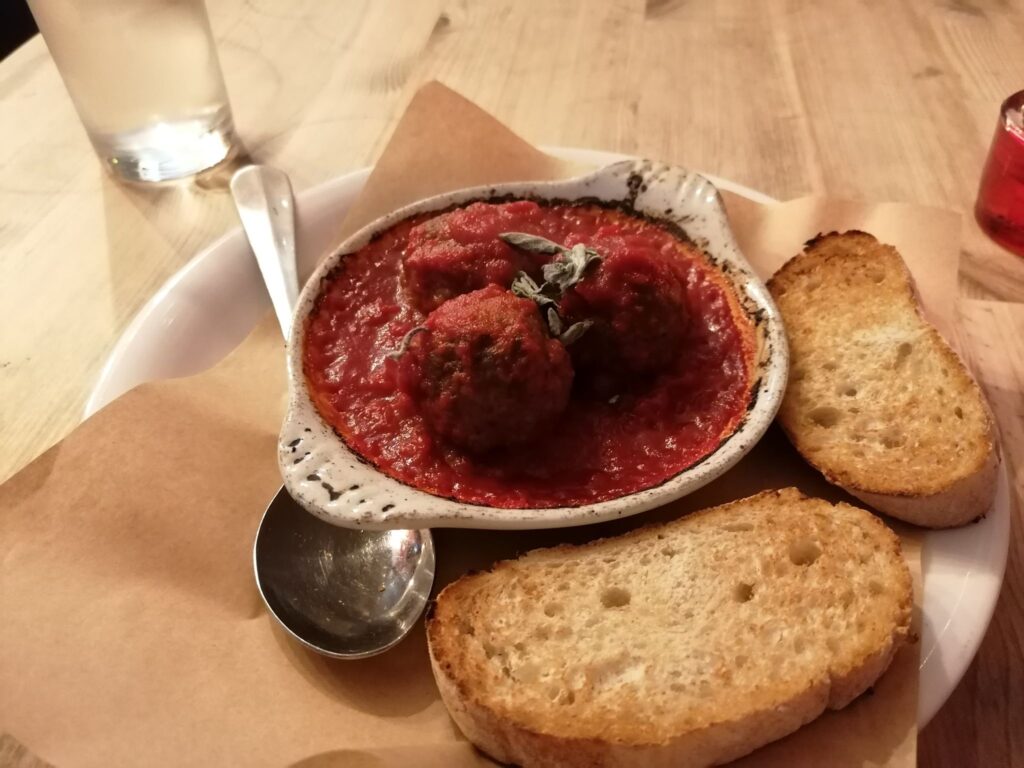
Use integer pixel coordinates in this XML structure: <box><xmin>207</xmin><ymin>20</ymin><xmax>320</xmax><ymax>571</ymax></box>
<box><xmin>27</xmin><ymin>0</ymin><xmax>237</xmax><ymax>182</ymax></box>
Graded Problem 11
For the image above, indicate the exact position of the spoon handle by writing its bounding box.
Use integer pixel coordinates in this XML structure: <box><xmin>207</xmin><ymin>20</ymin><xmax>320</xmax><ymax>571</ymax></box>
<box><xmin>230</xmin><ymin>165</ymin><xmax>299</xmax><ymax>340</ymax></box>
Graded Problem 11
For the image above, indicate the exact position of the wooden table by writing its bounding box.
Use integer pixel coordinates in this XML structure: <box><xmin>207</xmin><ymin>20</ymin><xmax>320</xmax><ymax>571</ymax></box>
<box><xmin>1</xmin><ymin>1</ymin><xmax>1022</xmax><ymax>765</ymax></box>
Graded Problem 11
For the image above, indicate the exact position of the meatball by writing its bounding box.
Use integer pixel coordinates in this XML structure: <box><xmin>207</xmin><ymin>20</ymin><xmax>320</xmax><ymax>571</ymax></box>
<box><xmin>560</xmin><ymin>236</ymin><xmax>689</xmax><ymax>393</ymax></box>
<box><xmin>402</xmin><ymin>201</ymin><xmax>547</xmax><ymax>313</ymax></box>
<box><xmin>399</xmin><ymin>285</ymin><xmax>573</xmax><ymax>453</ymax></box>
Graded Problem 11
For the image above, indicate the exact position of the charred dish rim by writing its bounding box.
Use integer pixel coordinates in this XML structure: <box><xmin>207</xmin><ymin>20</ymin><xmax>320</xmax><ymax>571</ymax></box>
<box><xmin>280</xmin><ymin>159</ymin><xmax>789</xmax><ymax>530</ymax></box>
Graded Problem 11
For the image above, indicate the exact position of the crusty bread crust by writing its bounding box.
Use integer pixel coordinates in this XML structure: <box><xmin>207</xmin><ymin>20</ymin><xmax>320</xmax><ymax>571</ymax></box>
<box><xmin>848</xmin><ymin>446</ymin><xmax>999</xmax><ymax>528</ymax></box>
<box><xmin>427</xmin><ymin>489</ymin><xmax>912</xmax><ymax>767</ymax></box>
<box><xmin>768</xmin><ymin>231</ymin><xmax>999</xmax><ymax>528</ymax></box>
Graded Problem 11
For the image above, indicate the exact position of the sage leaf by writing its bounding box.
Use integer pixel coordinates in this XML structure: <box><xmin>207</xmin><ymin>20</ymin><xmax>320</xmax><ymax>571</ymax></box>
<box><xmin>511</xmin><ymin>271</ymin><xmax>557</xmax><ymax>307</ymax></box>
<box><xmin>541</xmin><ymin>243</ymin><xmax>602</xmax><ymax>293</ymax></box>
<box><xmin>499</xmin><ymin>232</ymin><xmax>566</xmax><ymax>255</ymax></box>
<box><xmin>559</xmin><ymin>319</ymin><xmax>593</xmax><ymax>346</ymax></box>
<box><xmin>546</xmin><ymin>307</ymin><xmax>563</xmax><ymax>336</ymax></box>
<box><xmin>385</xmin><ymin>325</ymin><xmax>427</xmax><ymax>360</ymax></box>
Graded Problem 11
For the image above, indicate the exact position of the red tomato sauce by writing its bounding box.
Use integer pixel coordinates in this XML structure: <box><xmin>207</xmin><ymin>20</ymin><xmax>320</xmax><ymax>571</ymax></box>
<box><xmin>303</xmin><ymin>202</ymin><xmax>755</xmax><ymax>508</ymax></box>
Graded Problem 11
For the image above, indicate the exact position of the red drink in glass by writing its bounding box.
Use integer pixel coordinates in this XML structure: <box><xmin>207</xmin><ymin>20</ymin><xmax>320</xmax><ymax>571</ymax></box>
<box><xmin>975</xmin><ymin>90</ymin><xmax>1024</xmax><ymax>257</ymax></box>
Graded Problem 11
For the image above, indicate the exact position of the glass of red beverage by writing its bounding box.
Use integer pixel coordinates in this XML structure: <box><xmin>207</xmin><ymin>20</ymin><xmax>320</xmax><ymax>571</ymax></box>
<box><xmin>975</xmin><ymin>90</ymin><xmax>1024</xmax><ymax>257</ymax></box>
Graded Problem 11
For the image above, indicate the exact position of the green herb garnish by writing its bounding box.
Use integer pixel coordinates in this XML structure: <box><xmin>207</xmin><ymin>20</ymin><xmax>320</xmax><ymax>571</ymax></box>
<box><xmin>385</xmin><ymin>325</ymin><xmax>427</xmax><ymax>361</ymax></box>
<box><xmin>498</xmin><ymin>232</ymin><xmax>566</xmax><ymax>256</ymax></box>
<box><xmin>501</xmin><ymin>232</ymin><xmax>601</xmax><ymax>346</ymax></box>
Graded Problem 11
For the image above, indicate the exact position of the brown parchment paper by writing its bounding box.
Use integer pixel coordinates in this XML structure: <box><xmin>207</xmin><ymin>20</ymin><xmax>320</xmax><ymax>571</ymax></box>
<box><xmin>2</xmin><ymin>81</ymin><xmax>966</xmax><ymax>767</ymax></box>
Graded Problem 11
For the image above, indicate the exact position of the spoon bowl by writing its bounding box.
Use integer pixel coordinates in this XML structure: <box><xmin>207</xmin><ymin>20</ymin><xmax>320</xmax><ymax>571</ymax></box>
<box><xmin>254</xmin><ymin>487</ymin><xmax>435</xmax><ymax>658</ymax></box>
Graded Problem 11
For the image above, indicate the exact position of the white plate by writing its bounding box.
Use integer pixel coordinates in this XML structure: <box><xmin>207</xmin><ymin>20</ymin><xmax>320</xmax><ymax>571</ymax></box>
<box><xmin>84</xmin><ymin>147</ymin><xmax>1009</xmax><ymax>726</ymax></box>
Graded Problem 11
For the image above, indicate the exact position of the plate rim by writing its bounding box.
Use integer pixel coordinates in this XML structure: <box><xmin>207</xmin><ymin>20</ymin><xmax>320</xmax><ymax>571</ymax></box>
<box><xmin>82</xmin><ymin>146</ymin><xmax>1010</xmax><ymax>728</ymax></box>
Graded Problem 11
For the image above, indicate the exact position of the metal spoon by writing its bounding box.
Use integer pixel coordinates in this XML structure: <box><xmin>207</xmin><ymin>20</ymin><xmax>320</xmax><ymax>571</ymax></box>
<box><xmin>231</xmin><ymin>164</ymin><xmax>435</xmax><ymax>659</ymax></box>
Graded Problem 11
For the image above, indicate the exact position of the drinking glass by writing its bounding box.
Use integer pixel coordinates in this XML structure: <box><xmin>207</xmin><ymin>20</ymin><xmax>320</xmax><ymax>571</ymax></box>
<box><xmin>26</xmin><ymin>0</ymin><xmax>237</xmax><ymax>182</ymax></box>
<box><xmin>975</xmin><ymin>90</ymin><xmax>1024</xmax><ymax>257</ymax></box>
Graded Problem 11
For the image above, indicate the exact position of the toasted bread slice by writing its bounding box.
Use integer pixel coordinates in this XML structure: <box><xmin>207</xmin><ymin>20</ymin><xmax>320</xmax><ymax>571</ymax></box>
<box><xmin>427</xmin><ymin>488</ymin><xmax>912</xmax><ymax>768</ymax></box>
<box><xmin>767</xmin><ymin>231</ymin><xmax>998</xmax><ymax>528</ymax></box>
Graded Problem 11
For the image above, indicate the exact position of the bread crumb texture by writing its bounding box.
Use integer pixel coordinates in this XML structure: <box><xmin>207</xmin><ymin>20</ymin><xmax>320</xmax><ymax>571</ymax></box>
<box><xmin>427</xmin><ymin>489</ymin><xmax>912</xmax><ymax>765</ymax></box>
<box><xmin>768</xmin><ymin>231</ymin><xmax>995</xmax><ymax>499</ymax></box>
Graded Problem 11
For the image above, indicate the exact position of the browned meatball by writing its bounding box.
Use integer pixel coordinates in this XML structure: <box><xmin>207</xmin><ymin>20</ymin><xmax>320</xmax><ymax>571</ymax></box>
<box><xmin>399</xmin><ymin>285</ymin><xmax>573</xmax><ymax>453</ymax></box>
<box><xmin>402</xmin><ymin>201</ymin><xmax>547</xmax><ymax>314</ymax></box>
<box><xmin>560</xmin><ymin>236</ymin><xmax>689</xmax><ymax>393</ymax></box>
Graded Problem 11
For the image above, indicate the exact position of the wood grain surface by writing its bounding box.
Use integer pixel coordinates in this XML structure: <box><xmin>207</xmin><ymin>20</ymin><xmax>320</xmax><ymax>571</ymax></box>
<box><xmin>1</xmin><ymin>1</ymin><xmax>1022</xmax><ymax>765</ymax></box>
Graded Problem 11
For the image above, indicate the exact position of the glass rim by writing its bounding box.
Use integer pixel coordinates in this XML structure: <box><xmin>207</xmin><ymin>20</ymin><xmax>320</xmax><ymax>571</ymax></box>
<box><xmin>1000</xmin><ymin>89</ymin><xmax>1024</xmax><ymax>116</ymax></box>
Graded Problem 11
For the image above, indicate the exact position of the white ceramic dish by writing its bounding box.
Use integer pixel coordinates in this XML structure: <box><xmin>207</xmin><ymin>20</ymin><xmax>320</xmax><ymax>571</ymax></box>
<box><xmin>279</xmin><ymin>160</ymin><xmax>788</xmax><ymax>531</ymax></box>
<box><xmin>83</xmin><ymin>147</ymin><xmax>1010</xmax><ymax>725</ymax></box>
